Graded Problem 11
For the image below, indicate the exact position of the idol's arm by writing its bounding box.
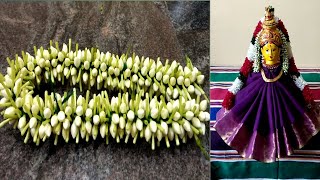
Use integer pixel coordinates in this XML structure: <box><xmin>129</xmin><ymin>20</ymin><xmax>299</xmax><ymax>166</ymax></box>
<box><xmin>289</xmin><ymin>56</ymin><xmax>315</xmax><ymax>107</ymax></box>
<box><xmin>222</xmin><ymin>57</ymin><xmax>253</xmax><ymax>110</ymax></box>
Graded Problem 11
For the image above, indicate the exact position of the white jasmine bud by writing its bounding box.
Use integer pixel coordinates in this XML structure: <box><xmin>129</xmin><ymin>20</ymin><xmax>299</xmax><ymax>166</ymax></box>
<box><xmin>173</xmin><ymin>88</ymin><xmax>179</xmax><ymax>99</ymax></box>
<box><xmin>44</xmin><ymin>108</ymin><xmax>52</xmax><ymax>119</ymax></box>
<box><xmin>161</xmin><ymin>121</ymin><xmax>168</xmax><ymax>135</ymax></box>
<box><xmin>197</xmin><ymin>75</ymin><xmax>205</xmax><ymax>84</ymax></box>
<box><xmin>65</xmin><ymin>106</ymin><xmax>72</xmax><ymax>116</ymax></box>
<box><xmin>58</xmin><ymin>52</ymin><xmax>65</xmax><ymax>62</ymax></box>
<box><xmin>200</xmin><ymin>100</ymin><xmax>208</xmax><ymax>111</ymax></box>
<box><xmin>163</xmin><ymin>75</ymin><xmax>169</xmax><ymax>84</ymax></box>
<box><xmin>85</xmin><ymin>108</ymin><xmax>93</xmax><ymax>118</ymax></box>
<box><xmin>198</xmin><ymin>111</ymin><xmax>206</xmax><ymax>121</ymax></box>
<box><xmin>85</xmin><ymin>121</ymin><xmax>92</xmax><ymax>134</ymax></box>
<box><xmin>50</xmin><ymin>46</ymin><xmax>58</xmax><ymax>58</ymax></box>
<box><xmin>73</xmin><ymin>116</ymin><xmax>81</xmax><ymax>127</ymax></box>
<box><xmin>192</xmin><ymin>117</ymin><xmax>201</xmax><ymax>128</ymax></box>
<box><xmin>100</xmin><ymin>123</ymin><xmax>106</xmax><ymax>138</ymax></box>
<box><xmin>74</xmin><ymin>57</ymin><xmax>81</xmax><ymax>68</ymax></box>
<box><xmin>127</xmin><ymin>57</ymin><xmax>133</xmax><ymax>69</ymax></box>
<box><xmin>132</xmin><ymin>74</ymin><xmax>138</xmax><ymax>82</ymax></box>
<box><xmin>39</xmin><ymin>123</ymin><xmax>46</xmax><ymax>139</ymax></box>
<box><xmin>156</xmin><ymin>71</ymin><xmax>162</xmax><ymax>81</ymax></box>
<box><xmin>188</xmin><ymin>85</ymin><xmax>195</xmax><ymax>94</ymax></box>
<box><xmin>112</xmin><ymin>113</ymin><xmax>120</xmax><ymax>124</ymax></box>
<box><xmin>18</xmin><ymin>116</ymin><xmax>27</xmax><ymax>130</ymax></box>
<box><xmin>51</xmin><ymin>115</ymin><xmax>58</xmax><ymax>127</ymax></box>
<box><xmin>138</xmin><ymin>78</ymin><xmax>144</xmax><ymax>86</ymax></box>
<box><xmin>168</xmin><ymin>127</ymin><xmax>174</xmax><ymax>141</ymax></box>
<box><xmin>183</xmin><ymin>119</ymin><xmax>191</xmax><ymax>132</ymax></box>
<box><xmin>145</xmin><ymin>78</ymin><xmax>151</xmax><ymax>87</ymax></box>
<box><xmin>62</xmin><ymin>43</ymin><xmax>68</xmax><ymax>54</ymax></box>
<box><xmin>119</xmin><ymin>116</ymin><xmax>125</xmax><ymax>129</ymax></box>
<box><xmin>71</xmin><ymin>123</ymin><xmax>78</xmax><ymax>139</ymax></box>
<box><xmin>149</xmin><ymin>120</ymin><xmax>157</xmax><ymax>133</ymax></box>
<box><xmin>58</xmin><ymin>111</ymin><xmax>66</xmax><ymax>122</ymax></box>
<box><xmin>45</xmin><ymin>123</ymin><xmax>52</xmax><ymax>137</ymax></box>
<box><xmin>173</xmin><ymin>112</ymin><xmax>181</xmax><ymax>121</ymax></box>
<box><xmin>184</xmin><ymin>78</ymin><xmax>191</xmax><ymax>87</ymax></box>
<box><xmin>149</xmin><ymin>68</ymin><xmax>156</xmax><ymax>78</ymax></box>
<box><xmin>141</xmin><ymin>66</ymin><xmax>148</xmax><ymax>76</ymax></box>
<box><xmin>172</xmin><ymin>121</ymin><xmax>181</xmax><ymax>135</ymax></box>
<box><xmin>185</xmin><ymin>111</ymin><xmax>194</xmax><ymax>121</ymax></box>
<box><xmin>119</xmin><ymin>102</ymin><xmax>127</xmax><ymax>114</ymax></box>
<box><xmin>136</xmin><ymin>119</ymin><xmax>143</xmax><ymax>131</ymax></box>
<box><xmin>63</xmin><ymin>119</ymin><xmax>70</xmax><ymax>129</ymax></box>
<box><xmin>84</xmin><ymin>61</ymin><xmax>90</xmax><ymax>70</ymax></box>
<box><xmin>100</xmin><ymin>62</ymin><xmax>107</xmax><ymax>72</ymax></box>
<box><xmin>160</xmin><ymin>108</ymin><xmax>169</xmax><ymax>119</ymax></box>
<box><xmin>35</xmin><ymin>66</ymin><xmax>42</xmax><ymax>76</ymax></box>
<box><xmin>27</xmin><ymin>61</ymin><xmax>34</xmax><ymax>71</ymax></box>
<box><xmin>92</xmin><ymin>68</ymin><xmax>98</xmax><ymax>77</ymax></box>
<box><xmin>127</xmin><ymin>110</ymin><xmax>135</xmax><ymax>121</ymax></box>
<box><xmin>205</xmin><ymin>112</ymin><xmax>210</xmax><ymax>121</ymax></box>
<box><xmin>137</xmin><ymin>109</ymin><xmax>145</xmax><ymax>119</ymax></box>
<box><xmin>145</xmin><ymin>125</ymin><xmax>151</xmax><ymax>142</ymax></box>
<box><xmin>93</xmin><ymin>115</ymin><xmax>100</xmax><ymax>125</ymax></box>
<box><xmin>170</xmin><ymin>77</ymin><xmax>176</xmax><ymax>86</ymax></box>
<box><xmin>15</xmin><ymin>97</ymin><xmax>23</xmax><ymax>108</ymax></box>
<box><xmin>31</xmin><ymin>104</ymin><xmax>40</xmax><ymax>116</ymax></box>
<box><xmin>88</xmin><ymin>99</ymin><xmax>94</xmax><ymax>109</ymax></box>
<box><xmin>200</xmin><ymin>123</ymin><xmax>206</xmax><ymax>135</ymax></box>
<box><xmin>43</xmin><ymin>50</ymin><xmax>50</xmax><ymax>60</ymax></box>
<box><xmin>29</xmin><ymin>117</ymin><xmax>37</xmax><ymax>129</ymax></box>
<box><xmin>92</xmin><ymin>125</ymin><xmax>99</xmax><ymax>140</ymax></box>
<box><xmin>150</xmin><ymin>108</ymin><xmax>159</xmax><ymax>119</ymax></box>
<box><xmin>76</xmin><ymin>106</ymin><xmax>83</xmax><ymax>116</ymax></box>
<box><xmin>177</xmin><ymin>76</ymin><xmax>184</xmax><ymax>85</ymax></box>
<box><xmin>156</xmin><ymin>129</ymin><xmax>163</xmax><ymax>142</ymax></box>
<box><xmin>153</xmin><ymin>83</ymin><xmax>159</xmax><ymax>92</ymax></box>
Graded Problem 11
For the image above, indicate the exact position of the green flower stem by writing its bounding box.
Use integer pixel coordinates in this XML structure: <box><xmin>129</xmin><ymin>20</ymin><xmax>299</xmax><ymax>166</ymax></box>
<box><xmin>151</xmin><ymin>133</ymin><xmax>155</xmax><ymax>150</ymax></box>
<box><xmin>146</xmin><ymin>93</ymin><xmax>150</xmax><ymax>118</ymax></box>
<box><xmin>55</xmin><ymin>42</ymin><xmax>60</xmax><ymax>53</ymax></box>
<box><xmin>68</xmin><ymin>39</ymin><xmax>72</xmax><ymax>53</ymax></box>
<box><xmin>24</xmin><ymin>130</ymin><xmax>30</xmax><ymax>144</ymax></box>
<box><xmin>194</xmin><ymin>83</ymin><xmax>209</xmax><ymax>102</ymax></box>
<box><xmin>175</xmin><ymin>133</ymin><xmax>180</xmax><ymax>146</ymax></box>
<box><xmin>165</xmin><ymin>136</ymin><xmax>170</xmax><ymax>148</ymax></box>
<box><xmin>182</xmin><ymin>84</ymin><xmax>191</xmax><ymax>101</ymax></box>
<box><xmin>0</xmin><ymin>102</ymin><xmax>11</xmax><ymax>108</ymax></box>
<box><xmin>191</xmin><ymin>125</ymin><xmax>200</xmax><ymax>135</ymax></box>
<box><xmin>33</xmin><ymin>123</ymin><xmax>40</xmax><ymax>143</ymax></box>
<box><xmin>157</xmin><ymin>103</ymin><xmax>163</xmax><ymax>122</ymax></box>
<box><xmin>20</xmin><ymin>122</ymin><xmax>29</xmax><ymax>136</ymax></box>
<box><xmin>0</xmin><ymin>81</ymin><xmax>17</xmax><ymax>108</ymax></box>
<box><xmin>194</xmin><ymin>134</ymin><xmax>209</xmax><ymax>160</ymax></box>
<box><xmin>75</xmin><ymin>43</ymin><xmax>79</xmax><ymax>55</ymax></box>
<box><xmin>0</xmin><ymin>118</ymin><xmax>12</xmax><ymax>128</ymax></box>
<box><xmin>133</xmin><ymin>133</ymin><xmax>138</xmax><ymax>144</ymax></box>
<box><xmin>156</xmin><ymin>124</ymin><xmax>164</xmax><ymax>133</ymax></box>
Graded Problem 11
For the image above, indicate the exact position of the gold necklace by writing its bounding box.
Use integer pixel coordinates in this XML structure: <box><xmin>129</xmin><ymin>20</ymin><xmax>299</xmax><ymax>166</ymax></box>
<box><xmin>261</xmin><ymin>68</ymin><xmax>283</xmax><ymax>82</ymax></box>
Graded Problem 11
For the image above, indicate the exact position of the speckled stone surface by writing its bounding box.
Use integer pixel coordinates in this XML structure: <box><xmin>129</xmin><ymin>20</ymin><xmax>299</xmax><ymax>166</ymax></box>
<box><xmin>0</xmin><ymin>2</ymin><xmax>210</xmax><ymax>179</ymax></box>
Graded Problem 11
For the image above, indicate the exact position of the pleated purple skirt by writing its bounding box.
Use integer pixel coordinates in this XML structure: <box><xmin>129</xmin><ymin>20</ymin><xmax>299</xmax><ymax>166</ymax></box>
<box><xmin>215</xmin><ymin>66</ymin><xmax>320</xmax><ymax>162</ymax></box>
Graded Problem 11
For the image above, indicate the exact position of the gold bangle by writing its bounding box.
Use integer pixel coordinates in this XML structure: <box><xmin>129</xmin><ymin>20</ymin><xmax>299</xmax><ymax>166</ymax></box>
<box><xmin>261</xmin><ymin>69</ymin><xmax>283</xmax><ymax>83</ymax></box>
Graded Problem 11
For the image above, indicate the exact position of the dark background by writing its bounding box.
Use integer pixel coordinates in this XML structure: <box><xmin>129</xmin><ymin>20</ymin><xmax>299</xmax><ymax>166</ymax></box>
<box><xmin>0</xmin><ymin>1</ymin><xmax>210</xmax><ymax>179</ymax></box>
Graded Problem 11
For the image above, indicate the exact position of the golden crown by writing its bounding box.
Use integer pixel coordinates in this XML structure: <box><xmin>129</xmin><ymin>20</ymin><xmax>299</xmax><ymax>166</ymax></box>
<box><xmin>259</xmin><ymin>6</ymin><xmax>282</xmax><ymax>47</ymax></box>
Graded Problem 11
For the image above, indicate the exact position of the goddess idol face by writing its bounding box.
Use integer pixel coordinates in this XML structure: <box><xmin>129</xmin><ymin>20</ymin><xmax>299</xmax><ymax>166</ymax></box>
<box><xmin>261</xmin><ymin>42</ymin><xmax>281</xmax><ymax>66</ymax></box>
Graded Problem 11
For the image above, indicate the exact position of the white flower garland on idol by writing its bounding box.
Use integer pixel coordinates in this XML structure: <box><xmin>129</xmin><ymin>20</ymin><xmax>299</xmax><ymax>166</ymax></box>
<box><xmin>0</xmin><ymin>39</ymin><xmax>209</xmax><ymax>153</ymax></box>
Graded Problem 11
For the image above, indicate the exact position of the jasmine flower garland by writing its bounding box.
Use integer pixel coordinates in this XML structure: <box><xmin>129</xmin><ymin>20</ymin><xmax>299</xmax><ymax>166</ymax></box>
<box><xmin>0</xmin><ymin>39</ymin><xmax>209</xmax><ymax>153</ymax></box>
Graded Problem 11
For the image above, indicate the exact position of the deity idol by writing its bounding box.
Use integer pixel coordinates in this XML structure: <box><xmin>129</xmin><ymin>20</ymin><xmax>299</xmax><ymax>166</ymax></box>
<box><xmin>215</xmin><ymin>6</ymin><xmax>320</xmax><ymax>163</ymax></box>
